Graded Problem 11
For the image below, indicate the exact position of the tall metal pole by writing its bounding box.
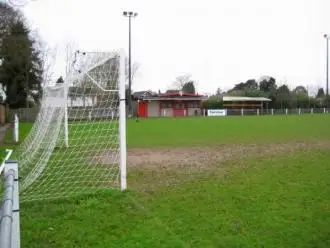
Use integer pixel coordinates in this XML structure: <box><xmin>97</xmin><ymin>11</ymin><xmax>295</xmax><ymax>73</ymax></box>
<box><xmin>326</xmin><ymin>34</ymin><xmax>329</xmax><ymax>107</ymax></box>
<box><xmin>128</xmin><ymin>16</ymin><xmax>132</xmax><ymax>116</ymax></box>
<box><xmin>123</xmin><ymin>11</ymin><xmax>137</xmax><ymax>117</ymax></box>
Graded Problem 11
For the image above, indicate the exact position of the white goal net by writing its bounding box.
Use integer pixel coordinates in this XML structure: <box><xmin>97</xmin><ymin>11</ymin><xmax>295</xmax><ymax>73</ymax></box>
<box><xmin>16</xmin><ymin>49</ymin><xmax>127</xmax><ymax>202</ymax></box>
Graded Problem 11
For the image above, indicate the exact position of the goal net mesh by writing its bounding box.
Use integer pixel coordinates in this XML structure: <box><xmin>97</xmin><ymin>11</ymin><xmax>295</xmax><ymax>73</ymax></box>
<box><xmin>16</xmin><ymin>50</ymin><xmax>125</xmax><ymax>202</ymax></box>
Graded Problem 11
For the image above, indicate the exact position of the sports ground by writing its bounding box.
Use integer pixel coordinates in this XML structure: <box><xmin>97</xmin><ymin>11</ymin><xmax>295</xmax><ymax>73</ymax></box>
<box><xmin>3</xmin><ymin>114</ymin><xmax>330</xmax><ymax>247</ymax></box>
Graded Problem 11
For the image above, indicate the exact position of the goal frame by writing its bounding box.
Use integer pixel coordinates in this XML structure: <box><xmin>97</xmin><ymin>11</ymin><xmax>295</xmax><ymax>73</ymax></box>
<box><xmin>62</xmin><ymin>48</ymin><xmax>127</xmax><ymax>191</ymax></box>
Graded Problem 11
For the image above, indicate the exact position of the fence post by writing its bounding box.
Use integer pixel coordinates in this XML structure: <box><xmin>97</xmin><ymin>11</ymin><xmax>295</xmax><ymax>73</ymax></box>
<box><xmin>324</xmin><ymin>107</ymin><xmax>326</xmax><ymax>114</ymax></box>
<box><xmin>257</xmin><ymin>109</ymin><xmax>259</xmax><ymax>116</ymax></box>
<box><xmin>271</xmin><ymin>108</ymin><xmax>274</xmax><ymax>115</ymax></box>
<box><xmin>311</xmin><ymin>108</ymin><xmax>314</xmax><ymax>114</ymax></box>
<box><xmin>241</xmin><ymin>108</ymin><xmax>244</xmax><ymax>116</ymax></box>
<box><xmin>12</xmin><ymin>114</ymin><xmax>19</xmax><ymax>143</ymax></box>
<box><xmin>285</xmin><ymin>108</ymin><xmax>288</xmax><ymax>115</ymax></box>
<box><xmin>0</xmin><ymin>160</ymin><xmax>20</xmax><ymax>248</ymax></box>
<box><xmin>298</xmin><ymin>108</ymin><xmax>301</xmax><ymax>115</ymax></box>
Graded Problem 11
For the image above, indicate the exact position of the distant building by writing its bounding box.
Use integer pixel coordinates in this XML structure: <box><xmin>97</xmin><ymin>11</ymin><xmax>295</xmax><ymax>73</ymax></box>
<box><xmin>134</xmin><ymin>91</ymin><xmax>207</xmax><ymax>117</ymax></box>
<box><xmin>223</xmin><ymin>96</ymin><xmax>272</xmax><ymax>109</ymax></box>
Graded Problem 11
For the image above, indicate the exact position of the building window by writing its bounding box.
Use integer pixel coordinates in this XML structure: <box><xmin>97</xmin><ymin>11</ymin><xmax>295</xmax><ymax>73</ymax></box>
<box><xmin>161</xmin><ymin>102</ymin><xmax>172</xmax><ymax>108</ymax></box>
<box><xmin>175</xmin><ymin>103</ymin><xmax>184</xmax><ymax>109</ymax></box>
<box><xmin>188</xmin><ymin>101</ymin><xmax>199</xmax><ymax>108</ymax></box>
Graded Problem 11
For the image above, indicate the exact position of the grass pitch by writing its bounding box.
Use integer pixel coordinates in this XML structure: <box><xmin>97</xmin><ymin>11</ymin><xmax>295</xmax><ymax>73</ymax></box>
<box><xmin>127</xmin><ymin>115</ymin><xmax>330</xmax><ymax>147</ymax></box>
<box><xmin>2</xmin><ymin>114</ymin><xmax>330</xmax><ymax>247</ymax></box>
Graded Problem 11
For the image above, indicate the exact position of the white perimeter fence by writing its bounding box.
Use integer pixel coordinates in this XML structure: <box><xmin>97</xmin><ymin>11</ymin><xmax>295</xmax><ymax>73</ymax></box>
<box><xmin>0</xmin><ymin>150</ymin><xmax>20</xmax><ymax>248</ymax></box>
<box><xmin>205</xmin><ymin>108</ymin><xmax>330</xmax><ymax>117</ymax></box>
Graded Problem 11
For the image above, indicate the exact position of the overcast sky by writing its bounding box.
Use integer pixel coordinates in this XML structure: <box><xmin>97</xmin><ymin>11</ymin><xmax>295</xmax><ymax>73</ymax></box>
<box><xmin>19</xmin><ymin>0</ymin><xmax>330</xmax><ymax>95</ymax></box>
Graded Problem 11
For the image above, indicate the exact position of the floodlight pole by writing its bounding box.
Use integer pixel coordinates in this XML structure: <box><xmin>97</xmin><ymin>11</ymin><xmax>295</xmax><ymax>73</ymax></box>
<box><xmin>325</xmin><ymin>34</ymin><xmax>329</xmax><ymax>108</ymax></box>
<box><xmin>123</xmin><ymin>11</ymin><xmax>138</xmax><ymax>117</ymax></box>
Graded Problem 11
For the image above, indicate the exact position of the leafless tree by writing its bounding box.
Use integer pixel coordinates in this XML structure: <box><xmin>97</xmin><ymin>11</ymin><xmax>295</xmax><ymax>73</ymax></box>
<box><xmin>124</xmin><ymin>57</ymin><xmax>139</xmax><ymax>88</ymax></box>
<box><xmin>172</xmin><ymin>73</ymin><xmax>192</xmax><ymax>90</ymax></box>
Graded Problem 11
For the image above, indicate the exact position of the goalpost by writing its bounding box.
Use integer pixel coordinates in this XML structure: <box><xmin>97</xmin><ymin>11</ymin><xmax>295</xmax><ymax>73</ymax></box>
<box><xmin>16</xmin><ymin>49</ymin><xmax>127</xmax><ymax>202</ymax></box>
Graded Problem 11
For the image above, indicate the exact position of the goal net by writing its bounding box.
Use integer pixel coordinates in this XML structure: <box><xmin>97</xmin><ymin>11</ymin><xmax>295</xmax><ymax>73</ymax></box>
<box><xmin>16</xmin><ymin>49</ymin><xmax>127</xmax><ymax>202</ymax></box>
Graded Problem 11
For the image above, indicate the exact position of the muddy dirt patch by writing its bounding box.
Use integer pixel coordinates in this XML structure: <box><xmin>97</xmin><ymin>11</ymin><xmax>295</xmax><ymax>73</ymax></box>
<box><xmin>127</xmin><ymin>141</ymin><xmax>330</xmax><ymax>169</ymax></box>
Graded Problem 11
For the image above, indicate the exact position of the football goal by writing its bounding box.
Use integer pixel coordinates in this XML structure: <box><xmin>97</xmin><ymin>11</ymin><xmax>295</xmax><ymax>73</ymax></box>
<box><xmin>16</xmin><ymin>49</ymin><xmax>127</xmax><ymax>202</ymax></box>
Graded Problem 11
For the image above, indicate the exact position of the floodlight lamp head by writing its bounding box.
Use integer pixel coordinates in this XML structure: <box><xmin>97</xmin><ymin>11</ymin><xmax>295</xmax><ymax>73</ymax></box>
<box><xmin>123</xmin><ymin>11</ymin><xmax>137</xmax><ymax>17</ymax></box>
<box><xmin>325</xmin><ymin>34</ymin><xmax>329</xmax><ymax>39</ymax></box>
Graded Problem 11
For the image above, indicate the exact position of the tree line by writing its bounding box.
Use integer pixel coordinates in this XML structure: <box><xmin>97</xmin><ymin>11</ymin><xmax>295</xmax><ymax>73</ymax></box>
<box><xmin>0</xmin><ymin>2</ymin><xmax>44</xmax><ymax>109</ymax></box>
<box><xmin>172</xmin><ymin>74</ymin><xmax>329</xmax><ymax>109</ymax></box>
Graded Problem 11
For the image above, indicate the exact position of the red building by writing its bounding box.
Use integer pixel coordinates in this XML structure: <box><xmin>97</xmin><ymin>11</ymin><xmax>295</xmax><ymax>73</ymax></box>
<box><xmin>133</xmin><ymin>91</ymin><xmax>207</xmax><ymax>118</ymax></box>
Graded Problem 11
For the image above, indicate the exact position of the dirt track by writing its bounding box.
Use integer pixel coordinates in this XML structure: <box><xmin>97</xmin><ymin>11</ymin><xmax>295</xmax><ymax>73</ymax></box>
<box><xmin>127</xmin><ymin>140</ymin><xmax>330</xmax><ymax>169</ymax></box>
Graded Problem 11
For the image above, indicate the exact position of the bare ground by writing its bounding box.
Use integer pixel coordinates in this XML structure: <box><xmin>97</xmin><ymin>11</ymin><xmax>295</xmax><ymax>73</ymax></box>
<box><xmin>127</xmin><ymin>140</ymin><xmax>330</xmax><ymax>169</ymax></box>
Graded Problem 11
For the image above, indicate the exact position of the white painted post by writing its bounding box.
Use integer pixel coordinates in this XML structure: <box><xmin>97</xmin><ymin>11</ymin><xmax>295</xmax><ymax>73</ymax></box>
<box><xmin>324</xmin><ymin>107</ymin><xmax>326</xmax><ymax>114</ymax></box>
<box><xmin>13</xmin><ymin>114</ymin><xmax>19</xmax><ymax>143</ymax></box>
<box><xmin>271</xmin><ymin>108</ymin><xmax>274</xmax><ymax>115</ymax></box>
<box><xmin>119</xmin><ymin>49</ymin><xmax>127</xmax><ymax>191</ymax></box>
<box><xmin>298</xmin><ymin>108</ymin><xmax>301</xmax><ymax>115</ymax></box>
<box><xmin>241</xmin><ymin>108</ymin><xmax>244</xmax><ymax>116</ymax></box>
<box><xmin>88</xmin><ymin>111</ymin><xmax>92</xmax><ymax>121</ymax></box>
<box><xmin>257</xmin><ymin>109</ymin><xmax>260</xmax><ymax>116</ymax></box>
<box><xmin>163</xmin><ymin>109</ymin><xmax>166</xmax><ymax>117</ymax></box>
<box><xmin>311</xmin><ymin>108</ymin><xmax>314</xmax><ymax>114</ymax></box>
<box><xmin>285</xmin><ymin>108</ymin><xmax>288</xmax><ymax>115</ymax></box>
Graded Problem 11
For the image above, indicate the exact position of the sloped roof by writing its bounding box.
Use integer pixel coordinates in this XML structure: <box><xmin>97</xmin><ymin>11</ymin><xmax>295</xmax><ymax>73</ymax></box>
<box><xmin>132</xmin><ymin>91</ymin><xmax>156</xmax><ymax>99</ymax></box>
<box><xmin>223</xmin><ymin>96</ymin><xmax>271</xmax><ymax>102</ymax></box>
<box><xmin>140</xmin><ymin>96</ymin><xmax>208</xmax><ymax>101</ymax></box>
<box><xmin>159</xmin><ymin>92</ymin><xmax>202</xmax><ymax>97</ymax></box>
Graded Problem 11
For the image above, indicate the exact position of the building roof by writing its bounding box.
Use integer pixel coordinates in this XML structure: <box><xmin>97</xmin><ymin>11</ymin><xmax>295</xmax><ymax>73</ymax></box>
<box><xmin>132</xmin><ymin>91</ymin><xmax>157</xmax><ymax>99</ymax></box>
<box><xmin>223</xmin><ymin>96</ymin><xmax>272</xmax><ymax>102</ymax></box>
<box><xmin>140</xmin><ymin>96</ymin><xmax>207</xmax><ymax>101</ymax></box>
<box><xmin>159</xmin><ymin>92</ymin><xmax>202</xmax><ymax>97</ymax></box>
<box><xmin>135</xmin><ymin>90</ymin><xmax>207</xmax><ymax>101</ymax></box>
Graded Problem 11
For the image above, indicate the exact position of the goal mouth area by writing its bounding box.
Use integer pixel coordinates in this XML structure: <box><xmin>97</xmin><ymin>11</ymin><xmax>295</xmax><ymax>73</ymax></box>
<box><xmin>16</xmin><ymin>49</ymin><xmax>127</xmax><ymax>201</ymax></box>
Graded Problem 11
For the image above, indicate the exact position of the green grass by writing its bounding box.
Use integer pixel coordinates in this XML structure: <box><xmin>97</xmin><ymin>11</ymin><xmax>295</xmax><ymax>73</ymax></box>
<box><xmin>127</xmin><ymin>115</ymin><xmax>330</xmax><ymax>147</ymax></box>
<box><xmin>2</xmin><ymin>114</ymin><xmax>330</xmax><ymax>247</ymax></box>
<box><xmin>0</xmin><ymin>122</ymin><xmax>32</xmax><ymax>161</ymax></box>
<box><xmin>21</xmin><ymin>149</ymin><xmax>330</xmax><ymax>248</ymax></box>
<box><xmin>2</xmin><ymin>115</ymin><xmax>330</xmax><ymax>151</ymax></box>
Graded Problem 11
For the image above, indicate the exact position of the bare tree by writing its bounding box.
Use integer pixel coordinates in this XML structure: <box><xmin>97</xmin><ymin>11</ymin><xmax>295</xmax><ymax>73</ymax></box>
<box><xmin>63</xmin><ymin>41</ymin><xmax>79</xmax><ymax>78</ymax></box>
<box><xmin>125</xmin><ymin>58</ymin><xmax>139</xmax><ymax>85</ymax></box>
<box><xmin>34</xmin><ymin>38</ymin><xmax>57</xmax><ymax>88</ymax></box>
<box><xmin>172</xmin><ymin>73</ymin><xmax>192</xmax><ymax>90</ymax></box>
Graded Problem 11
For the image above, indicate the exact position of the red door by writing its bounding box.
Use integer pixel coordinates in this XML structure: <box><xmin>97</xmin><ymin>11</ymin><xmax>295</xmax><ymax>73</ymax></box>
<box><xmin>138</xmin><ymin>101</ymin><xmax>148</xmax><ymax>117</ymax></box>
<box><xmin>173</xmin><ymin>102</ymin><xmax>186</xmax><ymax>117</ymax></box>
